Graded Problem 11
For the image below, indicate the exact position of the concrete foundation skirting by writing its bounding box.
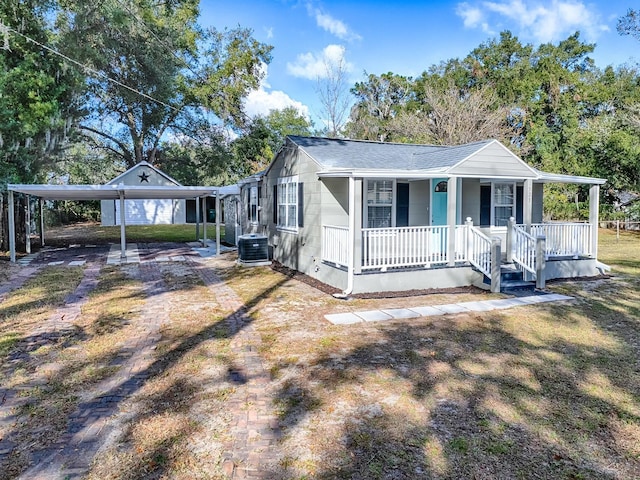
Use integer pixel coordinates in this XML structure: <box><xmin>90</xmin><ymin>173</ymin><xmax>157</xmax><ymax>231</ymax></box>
<box><xmin>350</xmin><ymin>265</ymin><xmax>482</xmax><ymax>295</ymax></box>
<box><xmin>545</xmin><ymin>258</ymin><xmax>601</xmax><ymax>280</ymax></box>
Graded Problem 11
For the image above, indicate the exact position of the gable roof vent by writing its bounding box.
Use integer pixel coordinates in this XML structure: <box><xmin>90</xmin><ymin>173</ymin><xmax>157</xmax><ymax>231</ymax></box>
<box><xmin>237</xmin><ymin>234</ymin><xmax>270</xmax><ymax>265</ymax></box>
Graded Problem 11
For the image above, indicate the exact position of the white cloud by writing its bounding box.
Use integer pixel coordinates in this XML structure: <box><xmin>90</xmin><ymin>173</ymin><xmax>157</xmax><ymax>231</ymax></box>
<box><xmin>245</xmin><ymin>89</ymin><xmax>310</xmax><ymax>119</ymax></box>
<box><xmin>264</xmin><ymin>27</ymin><xmax>274</xmax><ymax>40</ymax></box>
<box><xmin>306</xmin><ymin>3</ymin><xmax>361</xmax><ymax>41</ymax></box>
<box><xmin>244</xmin><ymin>64</ymin><xmax>310</xmax><ymax>119</ymax></box>
<box><xmin>287</xmin><ymin>44</ymin><xmax>353</xmax><ymax>80</ymax></box>
<box><xmin>456</xmin><ymin>2</ymin><xmax>484</xmax><ymax>28</ymax></box>
<box><xmin>456</xmin><ymin>0</ymin><xmax>609</xmax><ymax>43</ymax></box>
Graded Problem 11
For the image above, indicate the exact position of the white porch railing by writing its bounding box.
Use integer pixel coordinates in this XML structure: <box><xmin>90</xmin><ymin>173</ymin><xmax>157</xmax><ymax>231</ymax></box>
<box><xmin>455</xmin><ymin>225</ymin><xmax>467</xmax><ymax>262</ymax></box>
<box><xmin>362</xmin><ymin>226</ymin><xmax>449</xmax><ymax>270</ymax></box>
<box><xmin>322</xmin><ymin>225</ymin><xmax>350</xmax><ymax>267</ymax></box>
<box><xmin>523</xmin><ymin>223</ymin><xmax>592</xmax><ymax>257</ymax></box>
<box><xmin>466</xmin><ymin>225</ymin><xmax>492</xmax><ymax>278</ymax></box>
<box><xmin>513</xmin><ymin>226</ymin><xmax>537</xmax><ymax>276</ymax></box>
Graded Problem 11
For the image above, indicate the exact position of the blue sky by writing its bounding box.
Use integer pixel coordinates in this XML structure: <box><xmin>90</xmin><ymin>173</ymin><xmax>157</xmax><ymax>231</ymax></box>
<box><xmin>200</xmin><ymin>0</ymin><xmax>638</xmax><ymax>128</ymax></box>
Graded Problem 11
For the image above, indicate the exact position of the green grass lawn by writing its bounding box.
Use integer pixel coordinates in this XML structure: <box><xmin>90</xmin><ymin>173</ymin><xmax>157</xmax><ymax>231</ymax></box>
<box><xmin>45</xmin><ymin>222</ymin><xmax>225</xmax><ymax>245</ymax></box>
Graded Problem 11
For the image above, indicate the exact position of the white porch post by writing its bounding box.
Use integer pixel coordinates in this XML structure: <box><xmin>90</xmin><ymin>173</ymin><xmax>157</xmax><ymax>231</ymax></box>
<box><xmin>202</xmin><ymin>196</ymin><xmax>207</xmax><ymax>246</ymax></box>
<box><xmin>119</xmin><ymin>191</ymin><xmax>126</xmax><ymax>258</ymax></box>
<box><xmin>215</xmin><ymin>193</ymin><xmax>221</xmax><ymax>256</ymax></box>
<box><xmin>345</xmin><ymin>176</ymin><xmax>355</xmax><ymax>294</ymax></box>
<box><xmin>195</xmin><ymin>197</ymin><xmax>200</xmax><ymax>243</ymax></box>
<box><xmin>353</xmin><ymin>178</ymin><xmax>363</xmax><ymax>274</ymax></box>
<box><xmin>491</xmin><ymin>237</ymin><xmax>502</xmax><ymax>293</ymax></box>
<box><xmin>536</xmin><ymin>235</ymin><xmax>546</xmax><ymax>289</ymax></box>
<box><xmin>523</xmin><ymin>179</ymin><xmax>533</xmax><ymax>233</ymax></box>
<box><xmin>589</xmin><ymin>184</ymin><xmax>600</xmax><ymax>258</ymax></box>
<box><xmin>447</xmin><ymin>176</ymin><xmax>457</xmax><ymax>266</ymax></box>
<box><xmin>39</xmin><ymin>198</ymin><xmax>45</xmax><ymax>247</ymax></box>
<box><xmin>506</xmin><ymin>217</ymin><xmax>515</xmax><ymax>263</ymax></box>
<box><xmin>8</xmin><ymin>190</ymin><xmax>16</xmax><ymax>263</ymax></box>
<box><xmin>25</xmin><ymin>195</ymin><xmax>31</xmax><ymax>255</ymax></box>
<box><xmin>465</xmin><ymin>217</ymin><xmax>473</xmax><ymax>262</ymax></box>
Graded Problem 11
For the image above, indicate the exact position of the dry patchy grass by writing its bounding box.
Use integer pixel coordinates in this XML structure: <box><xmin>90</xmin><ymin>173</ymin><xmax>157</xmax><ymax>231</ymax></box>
<box><xmin>86</xmin><ymin>262</ymin><xmax>236</xmax><ymax>480</ymax></box>
<box><xmin>0</xmin><ymin>265</ymin><xmax>144</xmax><ymax>479</ymax></box>
<box><xmin>2</xmin><ymin>228</ymin><xmax>639</xmax><ymax>479</ymax></box>
<box><xmin>212</xmin><ymin>232</ymin><xmax>640</xmax><ymax>479</ymax></box>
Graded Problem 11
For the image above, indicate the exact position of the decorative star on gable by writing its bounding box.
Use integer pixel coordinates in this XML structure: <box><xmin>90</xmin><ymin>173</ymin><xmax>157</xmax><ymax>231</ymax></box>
<box><xmin>139</xmin><ymin>171</ymin><xmax>150</xmax><ymax>183</ymax></box>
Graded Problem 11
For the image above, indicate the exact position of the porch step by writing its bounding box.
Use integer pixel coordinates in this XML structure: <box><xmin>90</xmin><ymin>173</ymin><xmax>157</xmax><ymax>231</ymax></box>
<box><xmin>500</xmin><ymin>264</ymin><xmax>535</xmax><ymax>293</ymax></box>
<box><xmin>482</xmin><ymin>264</ymin><xmax>536</xmax><ymax>293</ymax></box>
<box><xmin>501</xmin><ymin>279</ymin><xmax>536</xmax><ymax>294</ymax></box>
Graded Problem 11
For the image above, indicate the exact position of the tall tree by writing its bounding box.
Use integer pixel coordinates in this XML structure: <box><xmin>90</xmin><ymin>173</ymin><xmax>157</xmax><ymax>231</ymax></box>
<box><xmin>0</xmin><ymin>0</ymin><xmax>82</xmax><ymax>186</ymax></box>
<box><xmin>0</xmin><ymin>0</ymin><xmax>84</xmax><ymax>249</ymax></box>
<box><xmin>316</xmin><ymin>50</ymin><xmax>351</xmax><ymax>137</ymax></box>
<box><xmin>57</xmin><ymin>0</ymin><xmax>273</xmax><ymax>168</ymax></box>
<box><xmin>388</xmin><ymin>83</ymin><xmax>512</xmax><ymax>145</ymax></box>
<box><xmin>346</xmin><ymin>72</ymin><xmax>413</xmax><ymax>142</ymax></box>
<box><xmin>617</xmin><ymin>8</ymin><xmax>640</xmax><ymax>40</ymax></box>
<box><xmin>156</xmin><ymin>126</ymin><xmax>234</xmax><ymax>186</ymax></box>
<box><xmin>231</xmin><ymin>107</ymin><xmax>312</xmax><ymax>176</ymax></box>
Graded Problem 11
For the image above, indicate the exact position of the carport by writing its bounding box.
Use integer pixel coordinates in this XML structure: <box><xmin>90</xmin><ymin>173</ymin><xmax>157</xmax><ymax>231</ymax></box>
<box><xmin>7</xmin><ymin>183</ymin><xmax>240</xmax><ymax>262</ymax></box>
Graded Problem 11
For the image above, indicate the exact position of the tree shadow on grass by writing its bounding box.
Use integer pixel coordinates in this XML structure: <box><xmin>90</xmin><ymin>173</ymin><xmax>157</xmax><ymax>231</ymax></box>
<box><xmin>0</xmin><ymin>257</ymin><xmax>292</xmax><ymax>480</ymax></box>
<box><xmin>264</xmin><ymin>302</ymin><xmax>639</xmax><ymax>479</ymax></box>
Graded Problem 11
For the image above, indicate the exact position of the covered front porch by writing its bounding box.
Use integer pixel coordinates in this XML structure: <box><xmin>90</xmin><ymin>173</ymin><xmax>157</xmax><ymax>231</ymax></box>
<box><xmin>319</xmin><ymin>173</ymin><xmax>605</xmax><ymax>294</ymax></box>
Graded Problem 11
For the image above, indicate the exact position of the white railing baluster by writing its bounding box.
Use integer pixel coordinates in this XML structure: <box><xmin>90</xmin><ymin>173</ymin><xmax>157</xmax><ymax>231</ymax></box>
<box><xmin>322</xmin><ymin>225</ymin><xmax>350</xmax><ymax>267</ymax></box>
<box><xmin>512</xmin><ymin>225</ymin><xmax>537</xmax><ymax>276</ymax></box>
<box><xmin>360</xmin><ymin>225</ymin><xmax>453</xmax><ymax>270</ymax></box>
<box><xmin>517</xmin><ymin>222</ymin><xmax>592</xmax><ymax>257</ymax></box>
<box><xmin>467</xmin><ymin>226</ymin><xmax>492</xmax><ymax>278</ymax></box>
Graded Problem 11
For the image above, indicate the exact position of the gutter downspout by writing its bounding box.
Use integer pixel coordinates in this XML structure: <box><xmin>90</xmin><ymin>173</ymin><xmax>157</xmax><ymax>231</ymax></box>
<box><xmin>344</xmin><ymin>176</ymin><xmax>355</xmax><ymax>295</ymax></box>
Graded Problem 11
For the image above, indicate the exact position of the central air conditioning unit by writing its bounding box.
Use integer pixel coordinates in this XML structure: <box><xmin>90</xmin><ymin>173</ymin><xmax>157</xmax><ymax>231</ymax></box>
<box><xmin>237</xmin><ymin>234</ymin><xmax>270</xmax><ymax>265</ymax></box>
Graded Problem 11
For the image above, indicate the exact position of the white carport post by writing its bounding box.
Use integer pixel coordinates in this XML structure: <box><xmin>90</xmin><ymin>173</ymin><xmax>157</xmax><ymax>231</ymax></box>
<box><xmin>39</xmin><ymin>198</ymin><xmax>45</xmax><ymax>247</ymax></box>
<box><xmin>447</xmin><ymin>176</ymin><xmax>458</xmax><ymax>266</ymax></box>
<box><xmin>8</xmin><ymin>189</ymin><xmax>16</xmax><ymax>263</ymax></box>
<box><xmin>589</xmin><ymin>184</ymin><xmax>600</xmax><ymax>258</ymax></box>
<box><xmin>195</xmin><ymin>197</ymin><xmax>200</xmax><ymax>243</ymax></box>
<box><xmin>215</xmin><ymin>192</ymin><xmax>221</xmax><ymax>256</ymax></box>
<box><xmin>119</xmin><ymin>190</ymin><xmax>127</xmax><ymax>258</ymax></box>
<box><xmin>25</xmin><ymin>195</ymin><xmax>31</xmax><ymax>254</ymax></box>
<box><xmin>201</xmin><ymin>196</ymin><xmax>207</xmax><ymax>247</ymax></box>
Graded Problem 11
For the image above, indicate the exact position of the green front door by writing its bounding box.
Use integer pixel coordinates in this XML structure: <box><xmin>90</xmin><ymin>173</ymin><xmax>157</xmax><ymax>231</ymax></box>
<box><xmin>432</xmin><ymin>178</ymin><xmax>448</xmax><ymax>225</ymax></box>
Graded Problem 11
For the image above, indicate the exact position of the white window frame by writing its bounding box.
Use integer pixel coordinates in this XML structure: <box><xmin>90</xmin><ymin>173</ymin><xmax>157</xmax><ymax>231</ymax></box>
<box><xmin>491</xmin><ymin>182</ymin><xmax>516</xmax><ymax>228</ymax></box>
<box><xmin>249</xmin><ymin>186</ymin><xmax>258</xmax><ymax>225</ymax></box>
<box><xmin>364</xmin><ymin>179</ymin><xmax>396</xmax><ymax>228</ymax></box>
<box><xmin>277</xmin><ymin>175</ymin><xmax>298</xmax><ymax>232</ymax></box>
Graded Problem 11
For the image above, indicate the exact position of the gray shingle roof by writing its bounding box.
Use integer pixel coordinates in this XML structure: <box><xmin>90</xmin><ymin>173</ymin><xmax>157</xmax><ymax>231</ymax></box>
<box><xmin>288</xmin><ymin>136</ymin><xmax>494</xmax><ymax>171</ymax></box>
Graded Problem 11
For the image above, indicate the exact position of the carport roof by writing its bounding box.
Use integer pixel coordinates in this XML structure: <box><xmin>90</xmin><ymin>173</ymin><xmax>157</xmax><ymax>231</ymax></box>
<box><xmin>7</xmin><ymin>183</ymin><xmax>239</xmax><ymax>201</ymax></box>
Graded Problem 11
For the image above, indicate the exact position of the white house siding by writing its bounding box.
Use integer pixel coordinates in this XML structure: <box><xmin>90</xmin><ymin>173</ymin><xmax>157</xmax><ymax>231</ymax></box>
<box><xmin>265</xmin><ymin>142</ymin><xmax>331</xmax><ymax>286</ymax></box>
<box><xmin>321</xmin><ymin>178</ymin><xmax>349</xmax><ymax>227</ymax></box>
<box><xmin>461</xmin><ymin>178</ymin><xmax>481</xmax><ymax>224</ymax></box>
<box><xmin>533</xmin><ymin>183</ymin><xmax>544</xmax><ymax>222</ymax></box>
<box><xmin>409</xmin><ymin>180</ymin><xmax>430</xmax><ymax>226</ymax></box>
<box><xmin>449</xmin><ymin>143</ymin><xmax>537</xmax><ymax>179</ymax></box>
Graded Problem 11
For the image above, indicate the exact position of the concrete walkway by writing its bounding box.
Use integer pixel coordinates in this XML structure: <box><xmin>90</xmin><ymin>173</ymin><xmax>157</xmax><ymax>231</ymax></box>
<box><xmin>325</xmin><ymin>293</ymin><xmax>574</xmax><ymax>325</ymax></box>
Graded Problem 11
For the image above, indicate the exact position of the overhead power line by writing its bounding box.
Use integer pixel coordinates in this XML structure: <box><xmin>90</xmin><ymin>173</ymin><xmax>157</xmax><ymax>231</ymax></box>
<box><xmin>3</xmin><ymin>23</ymin><xmax>180</xmax><ymax>113</ymax></box>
